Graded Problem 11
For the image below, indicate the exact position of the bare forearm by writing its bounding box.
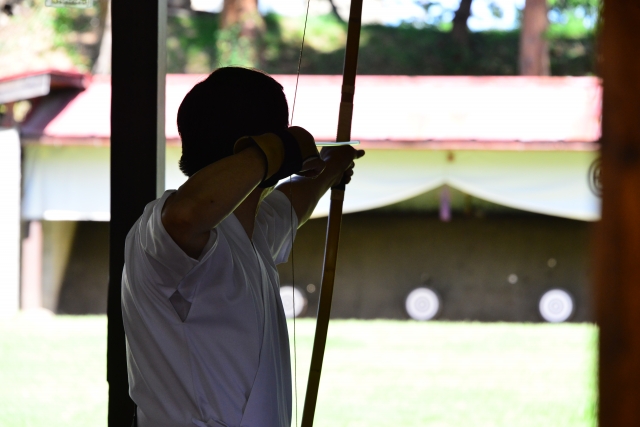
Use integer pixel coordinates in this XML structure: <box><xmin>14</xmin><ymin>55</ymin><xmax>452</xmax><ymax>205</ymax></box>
<box><xmin>162</xmin><ymin>146</ymin><xmax>266</xmax><ymax>253</ymax></box>
<box><xmin>277</xmin><ymin>161</ymin><xmax>344</xmax><ymax>226</ymax></box>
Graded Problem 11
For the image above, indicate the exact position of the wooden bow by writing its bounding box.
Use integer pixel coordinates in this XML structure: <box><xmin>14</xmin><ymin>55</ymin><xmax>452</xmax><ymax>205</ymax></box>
<box><xmin>300</xmin><ymin>1</ymin><xmax>364</xmax><ymax>425</ymax></box>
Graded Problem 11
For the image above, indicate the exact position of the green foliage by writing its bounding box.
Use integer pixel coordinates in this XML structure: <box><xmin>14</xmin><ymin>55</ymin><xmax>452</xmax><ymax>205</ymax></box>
<box><xmin>50</xmin><ymin>2</ymin><xmax>100</xmax><ymax>69</ymax></box>
<box><xmin>547</xmin><ymin>0</ymin><xmax>600</xmax><ymax>38</ymax></box>
<box><xmin>167</xmin><ymin>12</ymin><xmax>219</xmax><ymax>73</ymax></box>
<box><xmin>51</xmin><ymin>5</ymin><xmax>95</xmax><ymax>35</ymax></box>
<box><xmin>216</xmin><ymin>25</ymin><xmax>258</xmax><ymax>68</ymax></box>
<box><xmin>0</xmin><ymin>0</ymin><xmax>93</xmax><ymax>74</ymax></box>
<box><xmin>261</xmin><ymin>13</ymin><xmax>346</xmax><ymax>74</ymax></box>
<box><xmin>297</xmin><ymin>13</ymin><xmax>347</xmax><ymax>53</ymax></box>
<box><xmin>357</xmin><ymin>26</ymin><xmax>521</xmax><ymax>75</ymax></box>
<box><xmin>259</xmin><ymin>17</ymin><xmax>595</xmax><ymax>76</ymax></box>
<box><xmin>41</xmin><ymin>6</ymin><xmax>596</xmax><ymax>77</ymax></box>
<box><xmin>548</xmin><ymin>0</ymin><xmax>599</xmax><ymax>16</ymax></box>
<box><xmin>549</xmin><ymin>37</ymin><xmax>595</xmax><ymax>75</ymax></box>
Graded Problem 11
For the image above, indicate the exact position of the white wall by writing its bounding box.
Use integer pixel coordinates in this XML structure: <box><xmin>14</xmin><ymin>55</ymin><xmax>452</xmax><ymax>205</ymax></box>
<box><xmin>0</xmin><ymin>128</ymin><xmax>21</xmax><ymax>317</ymax></box>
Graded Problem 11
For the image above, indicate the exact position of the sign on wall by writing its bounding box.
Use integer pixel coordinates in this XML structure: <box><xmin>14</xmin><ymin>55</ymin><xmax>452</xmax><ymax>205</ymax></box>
<box><xmin>45</xmin><ymin>0</ymin><xmax>93</xmax><ymax>9</ymax></box>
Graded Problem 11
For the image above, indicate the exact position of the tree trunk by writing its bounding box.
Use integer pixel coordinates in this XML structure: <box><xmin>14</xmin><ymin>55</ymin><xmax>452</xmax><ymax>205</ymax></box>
<box><xmin>220</xmin><ymin>0</ymin><xmax>259</xmax><ymax>31</ymax></box>
<box><xmin>218</xmin><ymin>0</ymin><xmax>263</xmax><ymax>67</ymax></box>
<box><xmin>451</xmin><ymin>0</ymin><xmax>473</xmax><ymax>46</ymax></box>
<box><xmin>327</xmin><ymin>0</ymin><xmax>345</xmax><ymax>23</ymax></box>
<box><xmin>93</xmin><ymin>0</ymin><xmax>111</xmax><ymax>74</ymax></box>
<box><xmin>519</xmin><ymin>0</ymin><xmax>550</xmax><ymax>75</ymax></box>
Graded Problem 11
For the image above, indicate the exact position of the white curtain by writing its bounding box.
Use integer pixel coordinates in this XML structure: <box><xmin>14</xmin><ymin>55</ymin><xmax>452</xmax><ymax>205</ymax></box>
<box><xmin>22</xmin><ymin>145</ymin><xmax>111</xmax><ymax>221</ymax></box>
<box><xmin>309</xmin><ymin>150</ymin><xmax>600</xmax><ymax>221</ymax></box>
<box><xmin>22</xmin><ymin>145</ymin><xmax>600</xmax><ymax>222</ymax></box>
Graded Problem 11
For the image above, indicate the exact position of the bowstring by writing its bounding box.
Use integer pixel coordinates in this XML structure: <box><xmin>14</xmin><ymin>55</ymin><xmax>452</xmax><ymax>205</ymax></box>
<box><xmin>291</xmin><ymin>0</ymin><xmax>311</xmax><ymax>126</ymax></box>
<box><xmin>289</xmin><ymin>1</ymin><xmax>311</xmax><ymax>426</ymax></box>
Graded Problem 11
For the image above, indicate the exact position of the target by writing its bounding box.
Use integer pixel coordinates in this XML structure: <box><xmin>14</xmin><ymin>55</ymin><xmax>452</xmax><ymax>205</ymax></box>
<box><xmin>539</xmin><ymin>289</ymin><xmax>574</xmax><ymax>323</ymax></box>
<box><xmin>280</xmin><ymin>286</ymin><xmax>307</xmax><ymax>319</ymax></box>
<box><xmin>405</xmin><ymin>287</ymin><xmax>441</xmax><ymax>321</ymax></box>
<box><xmin>588</xmin><ymin>157</ymin><xmax>602</xmax><ymax>197</ymax></box>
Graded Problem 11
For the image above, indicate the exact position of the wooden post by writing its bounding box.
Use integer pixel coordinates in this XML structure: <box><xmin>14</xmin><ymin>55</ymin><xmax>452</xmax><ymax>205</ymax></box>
<box><xmin>108</xmin><ymin>0</ymin><xmax>166</xmax><ymax>426</ymax></box>
<box><xmin>596</xmin><ymin>1</ymin><xmax>640</xmax><ymax>426</ymax></box>
<box><xmin>21</xmin><ymin>221</ymin><xmax>43</xmax><ymax>310</ymax></box>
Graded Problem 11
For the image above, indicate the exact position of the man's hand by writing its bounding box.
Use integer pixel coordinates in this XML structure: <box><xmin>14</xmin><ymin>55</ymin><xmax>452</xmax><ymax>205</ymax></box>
<box><xmin>297</xmin><ymin>157</ymin><xmax>326</xmax><ymax>178</ymax></box>
<box><xmin>320</xmin><ymin>146</ymin><xmax>366</xmax><ymax>187</ymax></box>
<box><xmin>277</xmin><ymin>145</ymin><xmax>365</xmax><ymax>226</ymax></box>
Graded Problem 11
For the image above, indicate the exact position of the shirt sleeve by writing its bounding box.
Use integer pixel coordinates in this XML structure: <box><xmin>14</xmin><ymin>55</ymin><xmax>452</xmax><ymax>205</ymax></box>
<box><xmin>257</xmin><ymin>189</ymin><xmax>298</xmax><ymax>265</ymax></box>
<box><xmin>125</xmin><ymin>190</ymin><xmax>217</xmax><ymax>293</ymax></box>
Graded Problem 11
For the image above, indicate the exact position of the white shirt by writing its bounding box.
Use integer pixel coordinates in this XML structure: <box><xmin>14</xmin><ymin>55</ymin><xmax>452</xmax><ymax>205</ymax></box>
<box><xmin>122</xmin><ymin>189</ymin><xmax>298</xmax><ymax>427</ymax></box>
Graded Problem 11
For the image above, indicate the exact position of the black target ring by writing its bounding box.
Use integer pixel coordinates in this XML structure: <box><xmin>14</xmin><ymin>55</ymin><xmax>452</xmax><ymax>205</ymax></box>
<box><xmin>588</xmin><ymin>157</ymin><xmax>602</xmax><ymax>197</ymax></box>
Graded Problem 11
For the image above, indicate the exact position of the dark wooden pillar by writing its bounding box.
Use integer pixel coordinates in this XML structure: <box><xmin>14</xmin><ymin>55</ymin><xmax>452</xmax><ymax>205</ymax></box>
<box><xmin>108</xmin><ymin>1</ymin><xmax>166</xmax><ymax>426</ymax></box>
<box><xmin>596</xmin><ymin>1</ymin><xmax>640</xmax><ymax>426</ymax></box>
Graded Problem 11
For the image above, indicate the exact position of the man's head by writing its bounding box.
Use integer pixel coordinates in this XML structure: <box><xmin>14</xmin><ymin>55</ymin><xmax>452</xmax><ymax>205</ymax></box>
<box><xmin>177</xmin><ymin>67</ymin><xmax>289</xmax><ymax>177</ymax></box>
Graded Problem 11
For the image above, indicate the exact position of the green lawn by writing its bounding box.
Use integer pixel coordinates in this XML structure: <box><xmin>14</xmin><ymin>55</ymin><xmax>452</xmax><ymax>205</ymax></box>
<box><xmin>0</xmin><ymin>316</ymin><xmax>597</xmax><ymax>427</ymax></box>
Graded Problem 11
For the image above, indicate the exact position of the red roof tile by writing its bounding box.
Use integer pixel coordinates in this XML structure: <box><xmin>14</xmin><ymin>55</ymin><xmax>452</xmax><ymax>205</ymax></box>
<box><xmin>20</xmin><ymin>74</ymin><xmax>601</xmax><ymax>147</ymax></box>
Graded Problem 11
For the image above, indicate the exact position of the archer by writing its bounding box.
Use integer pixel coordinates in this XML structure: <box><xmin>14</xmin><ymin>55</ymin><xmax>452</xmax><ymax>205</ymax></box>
<box><xmin>121</xmin><ymin>66</ymin><xmax>365</xmax><ymax>427</ymax></box>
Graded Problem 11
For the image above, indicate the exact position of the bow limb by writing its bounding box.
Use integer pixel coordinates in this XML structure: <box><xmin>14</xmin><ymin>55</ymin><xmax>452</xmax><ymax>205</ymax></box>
<box><xmin>300</xmin><ymin>1</ymin><xmax>364</xmax><ymax>426</ymax></box>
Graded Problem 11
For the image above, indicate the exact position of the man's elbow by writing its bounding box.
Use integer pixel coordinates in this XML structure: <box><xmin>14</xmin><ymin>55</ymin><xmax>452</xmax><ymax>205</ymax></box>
<box><xmin>162</xmin><ymin>198</ymin><xmax>205</xmax><ymax>238</ymax></box>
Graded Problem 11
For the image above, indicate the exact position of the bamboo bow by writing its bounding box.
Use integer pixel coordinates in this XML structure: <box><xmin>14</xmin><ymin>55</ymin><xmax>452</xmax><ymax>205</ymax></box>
<box><xmin>300</xmin><ymin>1</ymin><xmax>364</xmax><ymax>425</ymax></box>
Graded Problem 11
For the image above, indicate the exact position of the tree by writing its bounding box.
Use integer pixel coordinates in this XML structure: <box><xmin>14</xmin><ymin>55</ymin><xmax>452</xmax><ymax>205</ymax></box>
<box><xmin>327</xmin><ymin>0</ymin><xmax>345</xmax><ymax>23</ymax></box>
<box><xmin>519</xmin><ymin>0</ymin><xmax>550</xmax><ymax>75</ymax></box>
<box><xmin>451</xmin><ymin>0</ymin><xmax>473</xmax><ymax>46</ymax></box>
<box><xmin>93</xmin><ymin>0</ymin><xmax>111</xmax><ymax>74</ymax></box>
<box><xmin>217</xmin><ymin>0</ymin><xmax>264</xmax><ymax>67</ymax></box>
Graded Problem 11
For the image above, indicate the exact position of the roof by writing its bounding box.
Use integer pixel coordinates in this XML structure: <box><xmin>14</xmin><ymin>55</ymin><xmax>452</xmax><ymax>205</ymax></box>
<box><xmin>0</xmin><ymin>69</ymin><xmax>90</xmax><ymax>104</ymax></box>
<box><xmin>20</xmin><ymin>74</ymin><xmax>602</xmax><ymax>150</ymax></box>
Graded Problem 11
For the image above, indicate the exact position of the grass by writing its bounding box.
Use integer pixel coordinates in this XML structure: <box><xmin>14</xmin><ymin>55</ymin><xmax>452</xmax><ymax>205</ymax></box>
<box><xmin>290</xmin><ymin>320</ymin><xmax>597</xmax><ymax>427</ymax></box>
<box><xmin>0</xmin><ymin>316</ymin><xmax>597</xmax><ymax>427</ymax></box>
<box><xmin>0</xmin><ymin>315</ymin><xmax>107</xmax><ymax>427</ymax></box>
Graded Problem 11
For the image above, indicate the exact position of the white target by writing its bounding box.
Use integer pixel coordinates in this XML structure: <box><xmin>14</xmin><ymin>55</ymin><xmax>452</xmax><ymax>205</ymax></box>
<box><xmin>280</xmin><ymin>286</ymin><xmax>307</xmax><ymax>319</ymax></box>
<box><xmin>539</xmin><ymin>289</ymin><xmax>574</xmax><ymax>323</ymax></box>
<box><xmin>405</xmin><ymin>287</ymin><xmax>441</xmax><ymax>321</ymax></box>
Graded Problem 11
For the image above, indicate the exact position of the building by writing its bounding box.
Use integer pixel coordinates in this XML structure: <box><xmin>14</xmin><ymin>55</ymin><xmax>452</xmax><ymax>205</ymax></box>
<box><xmin>0</xmin><ymin>71</ymin><xmax>601</xmax><ymax>320</ymax></box>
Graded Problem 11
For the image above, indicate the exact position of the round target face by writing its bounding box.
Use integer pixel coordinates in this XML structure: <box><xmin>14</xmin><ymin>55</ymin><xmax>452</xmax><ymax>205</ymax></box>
<box><xmin>539</xmin><ymin>289</ymin><xmax>574</xmax><ymax>323</ymax></box>
<box><xmin>280</xmin><ymin>286</ymin><xmax>307</xmax><ymax>319</ymax></box>
<box><xmin>405</xmin><ymin>287</ymin><xmax>441</xmax><ymax>321</ymax></box>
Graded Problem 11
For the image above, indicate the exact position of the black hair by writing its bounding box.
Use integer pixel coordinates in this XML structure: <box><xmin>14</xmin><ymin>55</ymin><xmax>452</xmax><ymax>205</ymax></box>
<box><xmin>177</xmin><ymin>67</ymin><xmax>289</xmax><ymax>177</ymax></box>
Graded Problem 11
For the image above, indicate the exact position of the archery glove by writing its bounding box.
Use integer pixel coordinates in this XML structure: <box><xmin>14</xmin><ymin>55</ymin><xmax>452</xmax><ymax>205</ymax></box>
<box><xmin>233</xmin><ymin>126</ymin><xmax>320</xmax><ymax>188</ymax></box>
